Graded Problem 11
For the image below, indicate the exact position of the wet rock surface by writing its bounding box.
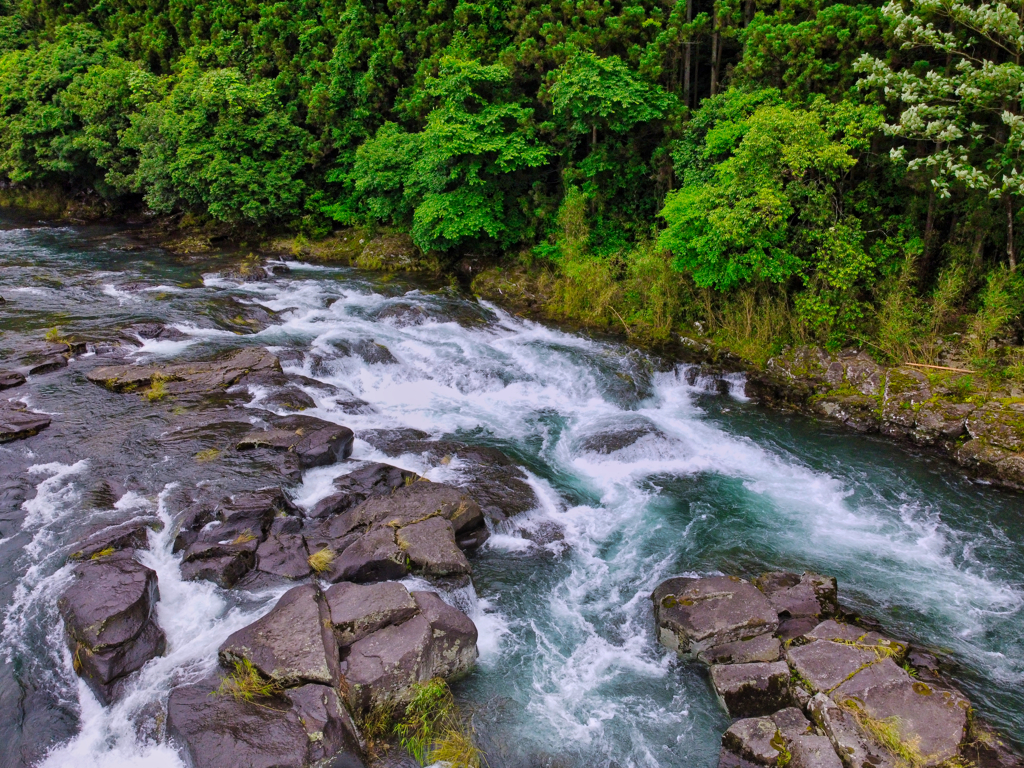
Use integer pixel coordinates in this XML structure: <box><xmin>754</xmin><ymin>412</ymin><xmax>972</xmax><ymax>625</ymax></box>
<box><xmin>236</xmin><ymin>414</ymin><xmax>355</xmax><ymax>468</ymax></box>
<box><xmin>0</xmin><ymin>401</ymin><xmax>51</xmax><ymax>442</ymax></box>
<box><xmin>57</xmin><ymin>551</ymin><xmax>166</xmax><ymax>704</ymax></box>
<box><xmin>745</xmin><ymin>344</ymin><xmax>1024</xmax><ymax>490</ymax></box>
<box><xmin>655</xmin><ymin>572</ymin><xmax>1003</xmax><ymax>768</ymax></box>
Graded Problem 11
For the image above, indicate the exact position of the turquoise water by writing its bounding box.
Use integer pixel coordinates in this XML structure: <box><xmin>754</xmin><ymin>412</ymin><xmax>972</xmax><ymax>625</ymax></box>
<box><xmin>0</xmin><ymin>218</ymin><xmax>1021</xmax><ymax>767</ymax></box>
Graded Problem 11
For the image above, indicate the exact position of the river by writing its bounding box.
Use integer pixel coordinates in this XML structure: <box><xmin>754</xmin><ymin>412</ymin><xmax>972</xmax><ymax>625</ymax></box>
<box><xmin>0</xmin><ymin>217</ymin><xmax>1022</xmax><ymax>768</ymax></box>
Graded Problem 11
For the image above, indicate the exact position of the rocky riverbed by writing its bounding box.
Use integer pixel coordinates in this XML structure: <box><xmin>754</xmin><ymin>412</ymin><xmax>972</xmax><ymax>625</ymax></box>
<box><xmin>2</xmin><ymin>221</ymin><xmax>1024</xmax><ymax>768</ymax></box>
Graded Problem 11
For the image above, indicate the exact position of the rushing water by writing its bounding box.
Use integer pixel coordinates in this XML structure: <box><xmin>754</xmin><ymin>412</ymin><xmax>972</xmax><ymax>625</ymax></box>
<box><xmin>1</xmin><ymin>218</ymin><xmax>1022</xmax><ymax>768</ymax></box>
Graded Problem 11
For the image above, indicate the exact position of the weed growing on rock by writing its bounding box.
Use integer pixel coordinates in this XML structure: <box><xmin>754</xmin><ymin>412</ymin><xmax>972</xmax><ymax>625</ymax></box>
<box><xmin>376</xmin><ymin>678</ymin><xmax>483</xmax><ymax>768</ymax></box>
<box><xmin>308</xmin><ymin>547</ymin><xmax>335</xmax><ymax>573</ymax></box>
<box><xmin>231</xmin><ymin>530</ymin><xmax>256</xmax><ymax>545</ymax></box>
<box><xmin>145</xmin><ymin>375</ymin><xmax>170</xmax><ymax>401</ymax></box>
<box><xmin>195</xmin><ymin>448</ymin><xmax>221</xmax><ymax>462</ymax></box>
<box><xmin>216</xmin><ymin>658</ymin><xmax>283</xmax><ymax>703</ymax></box>
<box><xmin>841</xmin><ymin>700</ymin><xmax>924</xmax><ymax>766</ymax></box>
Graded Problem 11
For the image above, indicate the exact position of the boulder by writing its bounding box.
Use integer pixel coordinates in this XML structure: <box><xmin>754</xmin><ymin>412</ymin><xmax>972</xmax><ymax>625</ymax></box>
<box><xmin>0</xmin><ymin>371</ymin><xmax>25</xmax><ymax>390</ymax></box>
<box><xmin>396</xmin><ymin>517</ymin><xmax>471</xmax><ymax>577</ymax></box>
<box><xmin>326</xmin><ymin>581</ymin><xmax>419</xmax><ymax>647</ymax></box>
<box><xmin>219</xmin><ymin>584</ymin><xmax>333</xmax><ymax>687</ymax></box>
<box><xmin>256</xmin><ymin>533</ymin><xmax>312</xmax><ymax>580</ymax></box>
<box><xmin>121</xmin><ymin>322</ymin><xmax>188</xmax><ymax>341</ymax></box>
<box><xmin>260</xmin><ymin>386</ymin><xmax>317</xmax><ymax>412</ymax></box>
<box><xmin>721</xmin><ymin>709</ymin><xmax>817</xmax><ymax>767</ymax></box>
<box><xmin>345</xmin><ymin>482</ymin><xmax>483</xmax><ymax>534</ymax></box>
<box><xmin>309</xmin><ymin>463</ymin><xmax>422</xmax><ymax>519</ymax></box>
<box><xmin>709</xmin><ymin>661</ymin><xmax>791</xmax><ymax>717</ymax></box>
<box><xmin>652</xmin><ymin>576</ymin><xmax>779</xmax><ymax>658</ymax></box>
<box><xmin>332</xmin><ymin>527</ymin><xmax>408</xmax><ymax>583</ymax></box>
<box><xmin>237</xmin><ymin>414</ymin><xmax>354</xmax><ymax>468</ymax></box>
<box><xmin>754</xmin><ymin>572</ymin><xmax>837</xmax><ymax>620</ymax></box>
<box><xmin>166</xmin><ymin>673</ymin><xmax>366</xmax><ymax>768</ymax></box>
<box><xmin>831</xmin><ymin>658</ymin><xmax>969</xmax><ymax>766</ymax></box>
<box><xmin>786</xmin><ymin>640</ymin><xmax>877</xmax><ymax>695</ymax></box>
<box><xmin>0</xmin><ymin>402</ymin><xmax>51</xmax><ymax>442</ymax></box>
<box><xmin>343</xmin><ymin>590</ymin><xmax>477</xmax><ymax>712</ymax></box>
<box><xmin>27</xmin><ymin>355</ymin><xmax>68</xmax><ymax>376</ymax></box>
<box><xmin>57</xmin><ymin>551</ymin><xmax>166</xmax><ymax>704</ymax></box>
<box><xmin>68</xmin><ymin>517</ymin><xmax>161</xmax><ymax>561</ymax></box>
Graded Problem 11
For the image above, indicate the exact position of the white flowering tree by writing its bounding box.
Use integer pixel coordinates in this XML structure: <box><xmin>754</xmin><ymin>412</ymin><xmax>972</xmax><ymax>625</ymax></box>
<box><xmin>855</xmin><ymin>0</ymin><xmax>1024</xmax><ymax>269</ymax></box>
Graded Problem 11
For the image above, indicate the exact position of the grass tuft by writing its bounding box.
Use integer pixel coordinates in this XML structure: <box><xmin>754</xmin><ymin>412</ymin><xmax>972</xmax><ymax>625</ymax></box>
<box><xmin>145</xmin><ymin>375</ymin><xmax>171</xmax><ymax>401</ymax></box>
<box><xmin>195</xmin><ymin>448</ymin><xmax>221</xmax><ymax>462</ymax></box>
<box><xmin>231</xmin><ymin>530</ymin><xmax>256</xmax><ymax>545</ymax></box>
<box><xmin>90</xmin><ymin>546</ymin><xmax>116</xmax><ymax>559</ymax></box>
<box><xmin>216</xmin><ymin>658</ymin><xmax>283</xmax><ymax>703</ymax></box>
<box><xmin>308</xmin><ymin>547</ymin><xmax>335</xmax><ymax>573</ymax></box>
<box><xmin>840</xmin><ymin>700</ymin><xmax>924</xmax><ymax>766</ymax></box>
<box><xmin>392</xmin><ymin>678</ymin><xmax>483</xmax><ymax>768</ymax></box>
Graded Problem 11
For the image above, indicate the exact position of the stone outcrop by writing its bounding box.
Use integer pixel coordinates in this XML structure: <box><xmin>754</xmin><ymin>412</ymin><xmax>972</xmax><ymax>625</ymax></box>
<box><xmin>87</xmin><ymin>347</ymin><xmax>280</xmax><ymax>398</ymax></box>
<box><xmin>308</xmin><ymin>462</ymin><xmax>421</xmax><ymax>519</ymax></box>
<box><xmin>57</xmin><ymin>551</ymin><xmax>166</xmax><ymax>704</ymax></box>
<box><xmin>654</xmin><ymin>571</ymin><xmax>992</xmax><ymax>768</ymax></box>
<box><xmin>0</xmin><ymin>401</ymin><xmax>51</xmax><ymax>442</ymax></box>
<box><xmin>236</xmin><ymin>414</ymin><xmax>355</xmax><ymax>468</ymax></box>
<box><xmin>0</xmin><ymin>371</ymin><xmax>26</xmax><ymax>389</ymax></box>
<box><xmin>166</xmin><ymin>673</ymin><xmax>366</xmax><ymax>768</ymax></box>
<box><xmin>745</xmin><ymin>345</ymin><xmax>1024</xmax><ymax>490</ymax></box>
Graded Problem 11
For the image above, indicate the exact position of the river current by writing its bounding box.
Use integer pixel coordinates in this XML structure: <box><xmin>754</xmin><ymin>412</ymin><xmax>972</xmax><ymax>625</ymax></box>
<box><xmin>0</xmin><ymin>218</ymin><xmax>1022</xmax><ymax>768</ymax></box>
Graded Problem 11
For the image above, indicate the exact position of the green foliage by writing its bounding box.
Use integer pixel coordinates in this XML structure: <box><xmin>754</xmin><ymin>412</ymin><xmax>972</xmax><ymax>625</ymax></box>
<box><xmin>376</xmin><ymin>678</ymin><xmax>482</xmax><ymax>768</ymax></box>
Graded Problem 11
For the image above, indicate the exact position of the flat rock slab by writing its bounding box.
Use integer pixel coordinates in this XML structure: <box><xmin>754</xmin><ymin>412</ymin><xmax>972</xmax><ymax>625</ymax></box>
<box><xmin>832</xmin><ymin>658</ymin><xmax>969</xmax><ymax>766</ymax></box>
<box><xmin>0</xmin><ymin>371</ymin><xmax>26</xmax><ymax>389</ymax></box>
<box><xmin>68</xmin><ymin>517</ymin><xmax>161</xmax><ymax>561</ymax></box>
<box><xmin>754</xmin><ymin>572</ymin><xmax>837</xmax><ymax>619</ymax></box>
<box><xmin>219</xmin><ymin>584</ymin><xmax>333</xmax><ymax>686</ymax></box>
<box><xmin>786</xmin><ymin>640</ymin><xmax>878</xmax><ymax>694</ymax></box>
<box><xmin>326</xmin><ymin>581</ymin><xmax>418</xmax><ymax>647</ymax></box>
<box><xmin>808</xmin><ymin>693</ymin><xmax>898</xmax><ymax>768</ymax></box>
<box><xmin>0</xmin><ymin>402</ymin><xmax>52</xmax><ymax>442</ymax></box>
<box><xmin>345</xmin><ymin>482</ymin><xmax>484</xmax><ymax>534</ymax></box>
<box><xmin>237</xmin><ymin>415</ymin><xmax>353</xmax><ymax>468</ymax></box>
<box><xmin>709</xmin><ymin>660</ymin><xmax>790</xmax><ymax>717</ymax></box>
<box><xmin>88</xmin><ymin>347</ymin><xmax>280</xmax><ymax>397</ymax></box>
<box><xmin>805</xmin><ymin>620</ymin><xmax>907</xmax><ymax>659</ymax></box>
<box><xmin>789</xmin><ymin>735</ymin><xmax>843</xmax><ymax>768</ymax></box>
<box><xmin>166</xmin><ymin>674</ymin><xmax>366</xmax><ymax>768</ymax></box>
<box><xmin>309</xmin><ymin>463</ymin><xmax>421</xmax><ymax>519</ymax></box>
<box><xmin>652</xmin><ymin>576</ymin><xmax>779</xmax><ymax>657</ymax></box>
<box><xmin>698</xmin><ymin>632</ymin><xmax>780</xmax><ymax>665</ymax></box>
<box><xmin>256</xmin><ymin>533</ymin><xmax>311</xmax><ymax>580</ymax></box>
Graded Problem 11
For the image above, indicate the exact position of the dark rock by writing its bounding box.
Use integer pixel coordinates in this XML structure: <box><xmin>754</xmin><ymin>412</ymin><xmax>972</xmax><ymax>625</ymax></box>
<box><xmin>577</xmin><ymin>420</ymin><xmax>664</xmax><ymax>455</ymax></box>
<box><xmin>121</xmin><ymin>322</ymin><xmax>188</xmax><ymax>341</ymax></box>
<box><xmin>256</xmin><ymin>533</ymin><xmax>311</xmax><ymax>580</ymax></box>
<box><xmin>788</xmin><ymin>735</ymin><xmax>843</xmax><ymax>768</ymax></box>
<box><xmin>709</xmin><ymin>661</ymin><xmax>791</xmax><ymax>717</ymax></box>
<box><xmin>325</xmin><ymin>581</ymin><xmax>419</xmax><ymax>646</ymax></box>
<box><xmin>804</xmin><ymin>620</ymin><xmax>907</xmax><ymax>660</ymax></box>
<box><xmin>27</xmin><ymin>355</ymin><xmax>68</xmax><ymax>376</ymax></box>
<box><xmin>71</xmin><ymin>620</ymin><xmax>167</xmax><ymax>705</ymax></box>
<box><xmin>68</xmin><ymin>517</ymin><xmax>161</xmax><ymax>561</ymax></box>
<box><xmin>287</xmin><ymin>684</ymin><xmax>366</xmax><ymax>765</ymax></box>
<box><xmin>384</xmin><ymin>439</ymin><xmax>537</xmax><ymax>524</ymax></box>
<box><xmin>58</xmin><ymin>552</ymin><xmax>159</xmax><ymax>652</ymax></box>
<box><xmin>343</xmin><ymin>590</ymin><xmax>477</xmax><ymax>712</ymax></box>
<box><xmin>721</xmin><ymin>717</ymin><xmax>785</xmax><ymax>764</ymax></box>
<box><xmin>880</xmin><ymin>368</ymin><xmax>932</xmax><ymax>439</ymax></box>
<box><xmin>167</xmin><ymin>672</ymin><xmax>365</xmax><ymax>768</ymax></box>
<box><xmin>966</xmin><ymin>404</ymin><xmax>1024</xmax><ymax>453</ymax></box>
<box><xmin>180</xmin><ymin>552</ymin><xmax>254</xmax><ymax>588</ymax></box>
<box><xmin>308</xmin><ymin>463</ymin><xmax>421</xmax><ymax>519</ymax></box>
<box><xmin>57</xmin><ymin>551</ymin><xmax>165</xmax><ymax>703</ymax></box>
<box><xmin>697</xmin><ymin>632</ymin><xmax>781</xmax><ymax>665</ymax></box>
<box><xmin>0</xmin><ymin>402</ymin><xmax>52</xmax><ymax>442</ymax></box>
<box><xmin>777</xmin><ymin>617</ymin><xmax>821</xmax><ymax>642</ymax></box>
<box><xmin>811</xmin><ymin>395</ymin><xmax>881</xmax><ymax>433</ymax></box>
<box><xmin>332</xmin><ymin>527</ymin><xmax>407</xmax><ymax>583</ymax></box>
<box><xmin>326</xmin><ymin>339</ymin><xmax>399</xmax><ymax>366</ymax></box>
<box><xmin>786</xmin><ymin>640</ymin><xmax>877</xmax><ymax>695</ymax></box>
<box><xmin>358</xmin><ymin>428</ymin><xmax>431</xmax><ymax>453</ymax></box>
<box><xmin>652</xmin><ymin>576</ymin><xmax>779</xmax><ymax>658</ymax></box>
<box><xmin>219</xmin><ymin>584</ymin><xmax>333</xmax><ymax>686</ymax></box>
<box><xmin>88</xmin><ymin>347</ymin><xmax>280</xmax><ymax>398</ymax></box>
<box><xmin>237</xmin><ymin>415</ymin><xmax>354</xmax><ymax>468</ymax></box>
<box><xmin>754</xmin><ymin>572</ymin><xmax>837</xmax><ymax>620</ymax></box>
<box><xmin>260</xmin><ymin>386</ymin><xmax>317</xmax><ymax>412</ymax></box>
<box><xmin>396</xmin><ymin>517</ymin><xmax>471</xmax><ymax>577</ymax></box>
<box><xmin>831</xmin><ymin>658</ymin><xmax>969</xmax><ymax>766</ymax></box>
<box><xmin>0</xmin><ymin>371</ymin><xmax>25</xmax><ymax>389</ymax></box>
<box><xmin>912</xmin><ymin>401</ymin><xmax>973</xmax><ymax>446</ymax></box>
<box><xmin>808</xmin><ymin>693</ymin><xmax>898</xmax><ymax>768</ymax></box>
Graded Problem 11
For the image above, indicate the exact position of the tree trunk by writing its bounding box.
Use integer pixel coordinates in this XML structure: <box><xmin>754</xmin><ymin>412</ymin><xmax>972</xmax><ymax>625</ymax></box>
<box><xmin>711</xmin><ymin>5</ymin><xmax>720</xmax><ymax>96</ymax></box>
<box><xmin>1008</xmin><ymin>197</ymin><xmax>1018</xmax><ymax>271</ymax></box>
<box><xmin>592</xmin><ymin>124</ymin><xmax>597</xmax><ymax>152</ymax></box>
<box><xmin>683</xmin><ymin>0</ymin><xmax>693</xmax><ymax>108</ymax></box>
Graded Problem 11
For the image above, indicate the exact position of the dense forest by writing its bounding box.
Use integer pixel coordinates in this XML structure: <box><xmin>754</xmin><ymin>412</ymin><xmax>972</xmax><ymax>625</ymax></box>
<box><xmin>2</xmin><ymin>0</ymin><xmax>1024</xmax><ymax>377</ymax></box>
